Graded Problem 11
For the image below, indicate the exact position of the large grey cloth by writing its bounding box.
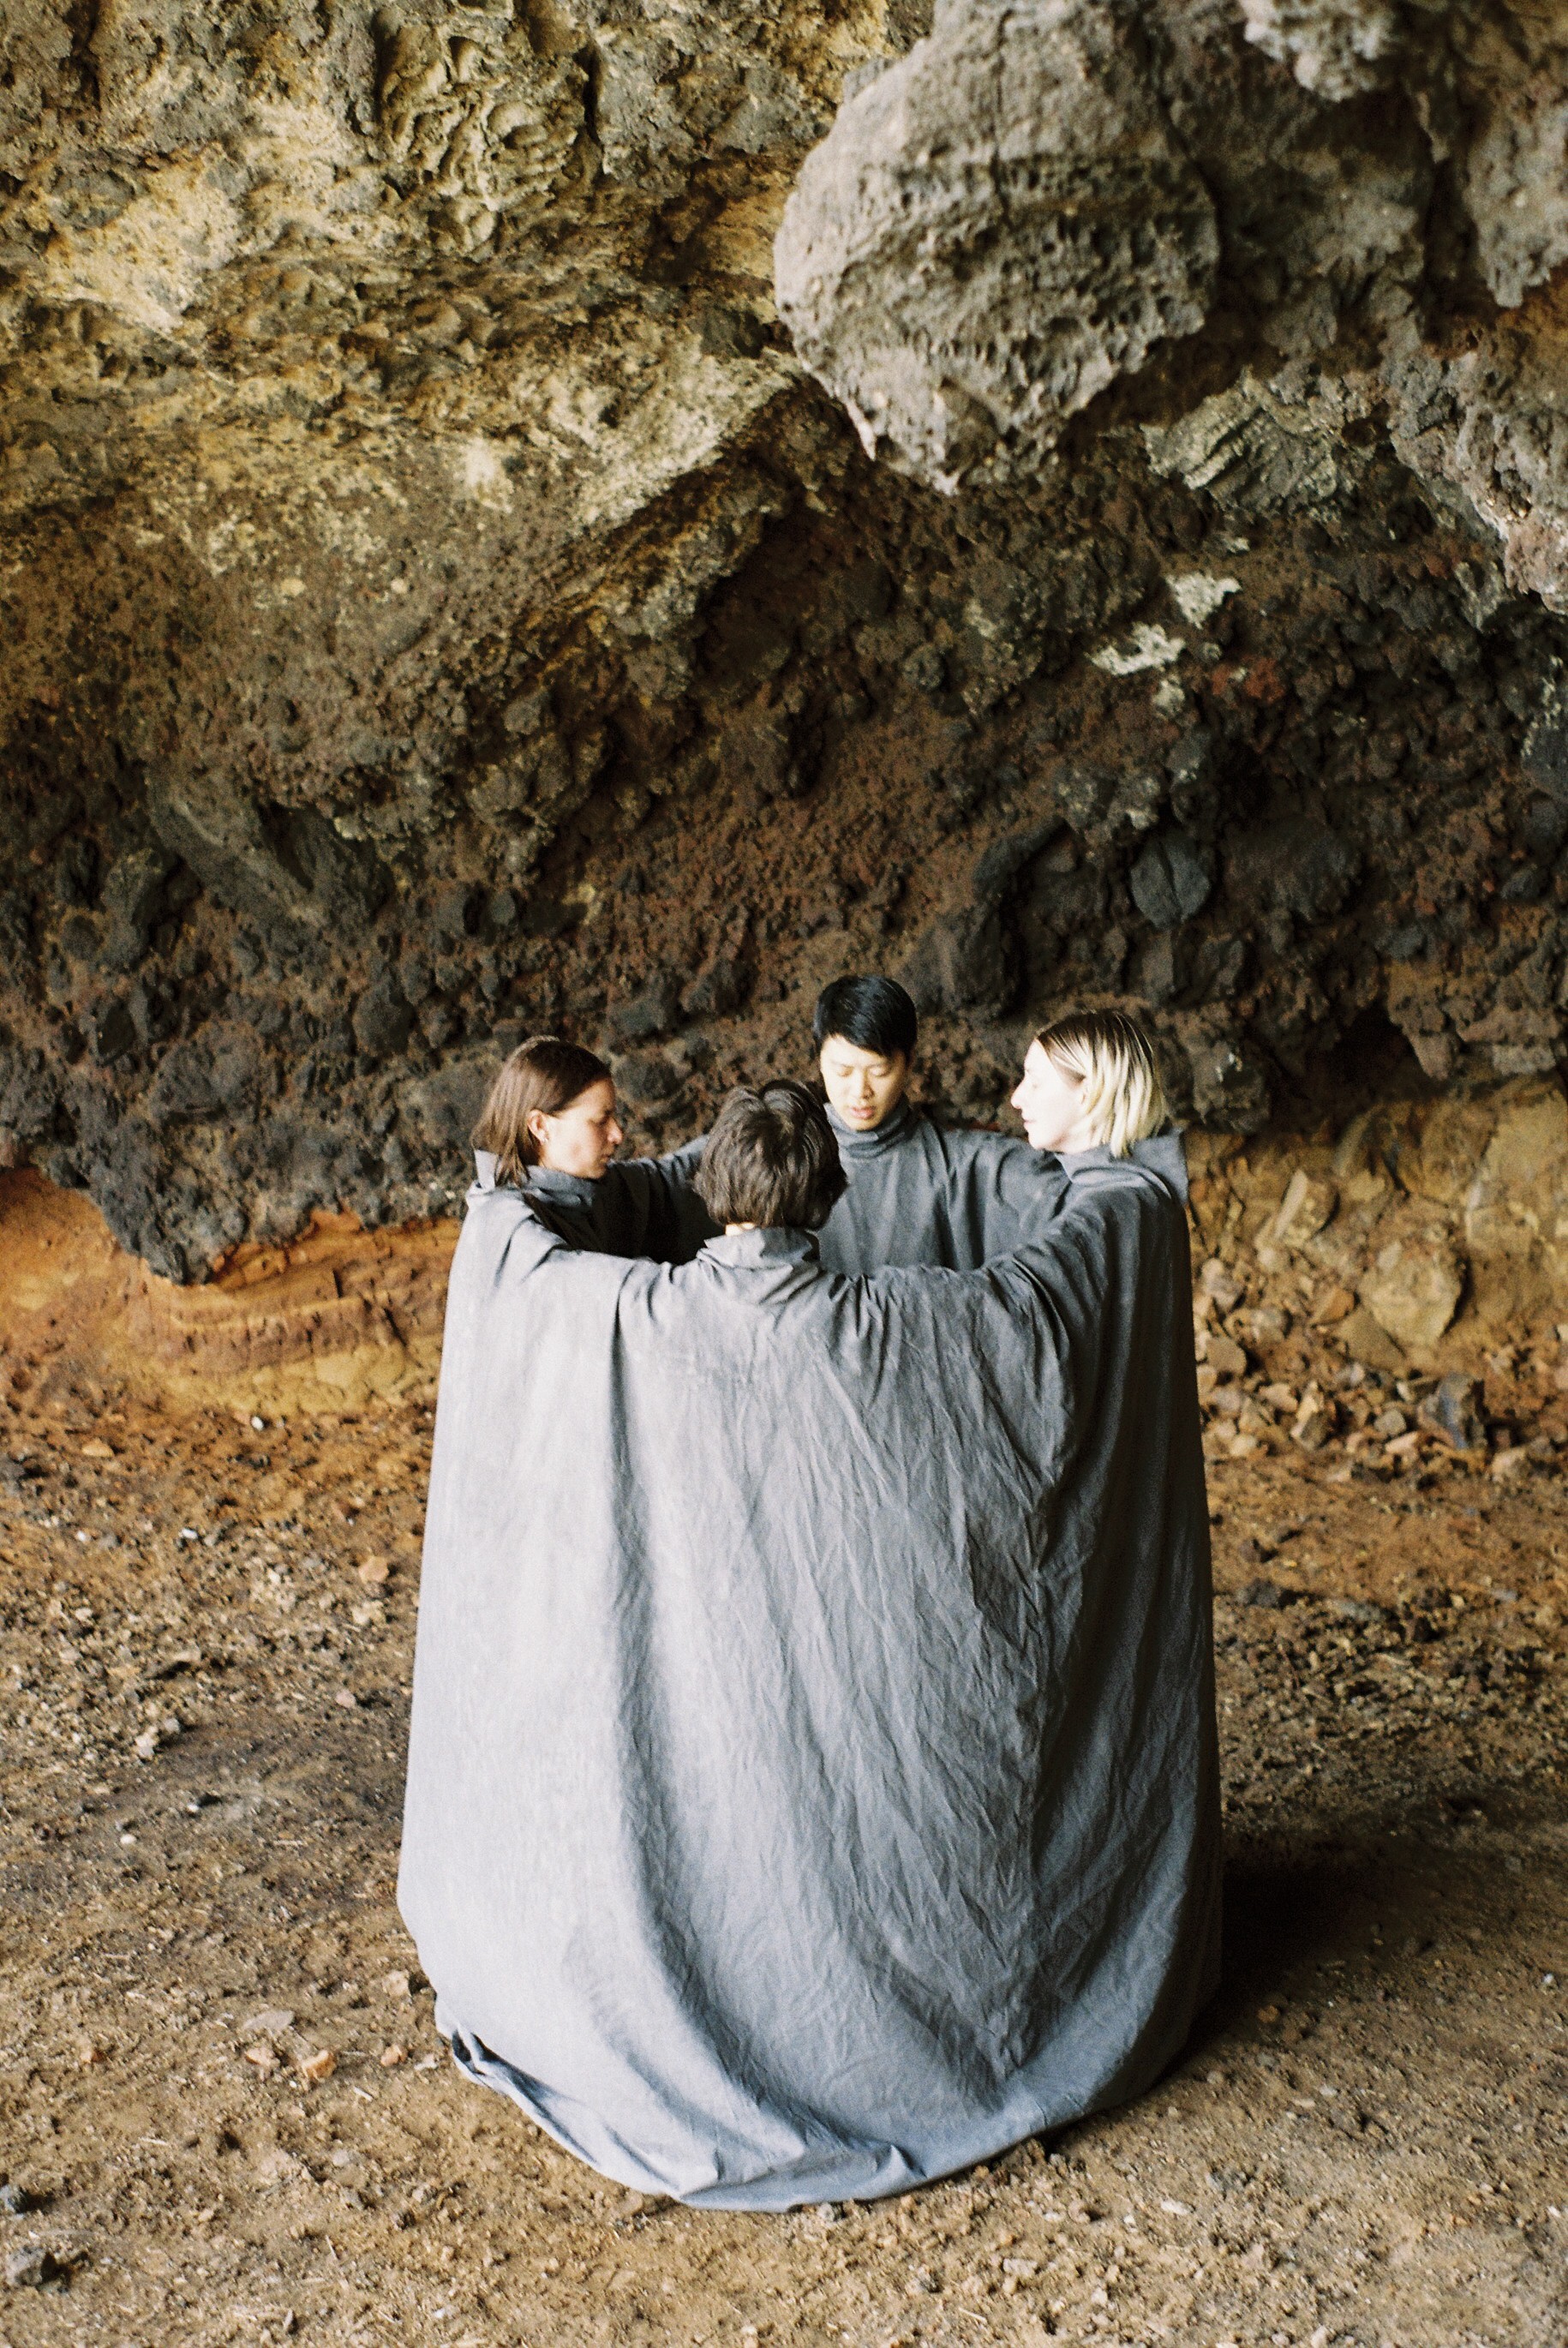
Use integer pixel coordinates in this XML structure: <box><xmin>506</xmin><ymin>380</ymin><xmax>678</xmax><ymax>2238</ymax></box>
<box><xmin>476</xmin><ymin>1138</ymin><xmax>716</xmax><ymax>1261</ymax></box>
<box><xmin>398</xmin><ymin>1151</ymin><xmax>1219</xmax><ymax>2208</ymax></box>
<box><xmin>816</xmin><ymin>1099</ymin><xmax>1190</xmax><ymax>1273</ymax></box>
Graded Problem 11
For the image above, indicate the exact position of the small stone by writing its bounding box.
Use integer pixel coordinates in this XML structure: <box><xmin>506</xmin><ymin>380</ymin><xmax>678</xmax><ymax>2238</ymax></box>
<box><xmin>299</xmin><ymin>2047</ymin><xmax>338</xmax><ymax>2083</ymax></box>
<box><xmin>380</xmin><ymin>2043</ymin><xmax>407</xmax><ymax>2068</ymax></box>
<box><xmin>243</xmin><ymin>2043</ymin><xmax>280</xmax><ymax>2074</ymax></box>
<box><xmin>335</xmin><ymin>1688</ymin><xmax>358</xmax><ymax>1709</ymax></box>
<box><xmin>1207</xmin><ymin>1333</ymin><xmax>1248</xmax><ymax>1377</ymax></box>
<box><xmin>0</xmin><ymin>2184</ymin><xmax>29</xmax><ymax>2215</ymax></box>
<box><xmin>1267</xmin><ymin>1169</ymin><xmax>1338</xmax><ymax>1251</ymax></box>
<box><xmin>1240</xmin><ymin>1579</ymin><xmax>1284</xmax><ymax>1609</ymax></box>
<box><xmin>80</xmin><ymin>1438</ymin><xmax>115</xmax><ymax>1459</ymax></box>
<box><xmin>241</xmin><ymin>2008</ymin><xmax>296</xmax><ymax>2039</ymax></box>
<box><xmin>3</xmin><ymin>2243</ymin><xmax>53</xmax><ymax>2288</ymax></box>
<box><xmin>356</xmin><ymin>1556</ymin><xmax>391</xmax><ymax>1588</ymax></box>
<box><xmin>380</xmin><ymin>1969</ymin><xmax>412</xmax><ymax>2000</ymax></box>
<box><xmin>1419</xmin><ymin>1371</ymin><xmax>1487</xmax><ymax>1453</ymax></box>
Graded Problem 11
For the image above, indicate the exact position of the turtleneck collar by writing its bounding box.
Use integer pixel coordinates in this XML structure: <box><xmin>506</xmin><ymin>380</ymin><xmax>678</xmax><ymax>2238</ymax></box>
<box><xmin>1054</xmin><ymin>1134</ymin><xmax>1189</xmax><ymax>1204</ymax></box>
<box><xmin>825</xmin><ymin>1095</ymin><xmax>918</xmax><ymax>1159</ymax></box>
<box><xmin>701</xmin><ymin>1228</ymin><xmax>820</xmax><ymax>1269</ymax></box>
<box><xmin>523</xmin><ymin>1164</ymin><xmax>600</xmax><ymax>1208</ymax></box>
<box><xmin>474</xmin><ymin>1151</ymin><xmax>605</xmax><ymax>1206</ymax></box>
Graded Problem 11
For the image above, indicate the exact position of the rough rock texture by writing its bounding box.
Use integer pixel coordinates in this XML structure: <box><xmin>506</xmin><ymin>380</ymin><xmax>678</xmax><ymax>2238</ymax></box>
<box><xmin>3</xmin><ymin>0</ymin><xmax>1568</xmax><ymax>1302</ymax></box>
<box><xmin>774</xmin><ymin>0</ymin><xmax>1219</xmax><ymax>488</ymax></box>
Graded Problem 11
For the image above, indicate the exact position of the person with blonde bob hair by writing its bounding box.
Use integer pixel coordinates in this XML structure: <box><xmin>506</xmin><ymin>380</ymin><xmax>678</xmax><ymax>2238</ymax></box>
<box><xmin>1011</xmin><ymin>1008</ymin><xmax>1171</xmax><ymax>1165</ymax></box>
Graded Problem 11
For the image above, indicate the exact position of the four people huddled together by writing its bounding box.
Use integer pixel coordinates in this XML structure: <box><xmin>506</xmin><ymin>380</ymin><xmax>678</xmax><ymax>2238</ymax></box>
<box><xmin>399</xmin><ymin>978</ymin><xmax>1218</xmax><ymax>2208</ymax></box>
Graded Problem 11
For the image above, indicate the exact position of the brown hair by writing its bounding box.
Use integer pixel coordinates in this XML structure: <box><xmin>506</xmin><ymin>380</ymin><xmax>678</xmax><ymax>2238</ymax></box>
<box><xmin>471</xmin><ymin>1036</ymin><xmax>613</xmax><ymax>1187</ymax></box>
<box><xmin>1032</xmin><ymin>1009</ymin><xmax>1166</xmax><ymax>1155</ymax></box>
<box><xmin>694</xmin><ymin>1079</ymin><xmax>848</xmax><ymax>1232</ymax></box>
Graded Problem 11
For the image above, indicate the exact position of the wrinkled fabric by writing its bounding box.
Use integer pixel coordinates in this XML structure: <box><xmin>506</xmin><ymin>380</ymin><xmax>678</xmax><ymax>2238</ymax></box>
<box><xmin>399</xmin><ymin>1153</ymin><xmax>1219</xmax><ymax>2209</ymax></box>
<box><xmin>815</xmin><ymin>1101</ymin><xmax>1190</xmax><ymax>1273</ymax></box>
<box><xmin>474</xmin><ymin>1139</ymin><xmax>716</xmax><ymax>1261</ymax></box>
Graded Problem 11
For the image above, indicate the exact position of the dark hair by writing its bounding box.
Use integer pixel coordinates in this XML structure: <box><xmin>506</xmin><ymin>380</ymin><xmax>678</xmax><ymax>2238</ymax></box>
<box><xmin>471</xmin><ymin>1036</ymin><xmax>612</xmax><ymax>1186</ymax></box>
<box><xmin>812</xmin><ymin>974</ymin><xmax>918</xmax><ymax>1062</ymax></box>
<box><xmin>694</xmin><ymin>1078</ymin><xmax>848</xmax><ymax>1231</ymax></box>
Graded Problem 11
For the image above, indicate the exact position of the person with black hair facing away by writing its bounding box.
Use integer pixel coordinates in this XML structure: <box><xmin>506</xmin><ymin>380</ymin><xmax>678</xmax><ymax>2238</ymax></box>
<box><xmin>468</xmin><ymin>1034</ymin><xmax>715</xmax><ymax>1261</ymax></box>
<box><xmin>401</xmin><ymin>1065</ymin><xmax>1218</xmax><ymax>2208</ymax></box>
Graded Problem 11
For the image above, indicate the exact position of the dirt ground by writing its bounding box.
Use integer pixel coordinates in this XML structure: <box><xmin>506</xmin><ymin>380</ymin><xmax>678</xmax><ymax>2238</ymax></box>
<box><xmin>1</xmin><ymin>1382</ymin><xmax>1566</xmax><ymax>2348</ymax></box>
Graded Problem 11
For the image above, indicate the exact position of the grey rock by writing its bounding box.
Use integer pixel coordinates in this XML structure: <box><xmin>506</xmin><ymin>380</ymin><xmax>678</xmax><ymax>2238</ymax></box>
<box><xmin>608</xmin><ymin>975</ymin><xmax>681</xmax><ymax>1044</ymax></box>
<box><xmin>775</xmin><ymin>0</ymin><xmax>1218</xmax><ymax>491</ymax></box>
<box><xmin>1129</xmin><ymin>831</ymin><xmax>1212</xmax><ymax>930</ymax></box>
<box><xmin>0</xmin><ymin>2185</ymin><xmax>29</xmax><ymax>2216</ymax></box>
<box><xmin>611</xmin><ymin>1050</ymin><xmax>685</xmax><ymax>1106</ymax></box>
<box><xmin>1418</xmin><ymin>1372</ymin><xmax>1487</xmax><ymax>1453</ymax></box>
<box><xmin>682</xmin><ymin>958</ymin><xmax>750</xmax><ymax>1021</ymax></box>
<box><xmin>352</xmin><ymin>973</ymin><xmax>416</xmax><ymax>1063</ymax></box>
<box><xmin>900</xmin><ymin>906</ymin><xmax>1014</xmax><ymax>1020</ymax></box>
<box><xmin>1237</xmin><ymin>0</ymin><xmax>1401</xmax><ymax>103</ymax></box>
<box><xmin>90</xmin><ymin>997</ymin><xmax>139</xmax><ymax>1065</ymax></box>
<box><xmin>99</xmin><ymin>846</ymin><xmax>176</xmax><ymax>971</ymax></box>
<box><xmin>1188</xmin><ymin>1039</ymin><xmax>1270</xmax><ymax>1132</ymax></box>
<box><xmin>1143</xmin><ymin>375</ymin><xmax>1349</xmax><ymax>518</ymax></box>
<box><xmin>4</xmin><ymin>2243</ymin><xmax>55</xmax><ymax>2288</ymax></box>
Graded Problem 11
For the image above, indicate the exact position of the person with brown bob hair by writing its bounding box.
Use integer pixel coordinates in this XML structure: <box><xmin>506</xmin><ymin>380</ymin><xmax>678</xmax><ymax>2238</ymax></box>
<box><xmin>692</xmin><ymin>1078</ymin><xmax>847</xmax><ymax>1235</ymax></box>
<box><xmin>469</xmin><ymin>1034</ymin><xmax>714</xmax><ymax>1260</ymax></box>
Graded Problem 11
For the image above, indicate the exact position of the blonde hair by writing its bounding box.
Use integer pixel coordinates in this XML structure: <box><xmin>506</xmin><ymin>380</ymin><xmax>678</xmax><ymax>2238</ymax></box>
<box><xmin>1034</xmin><ymin>1009</ymin><xmax>1167</xmax><ymax>1157</ymax></box>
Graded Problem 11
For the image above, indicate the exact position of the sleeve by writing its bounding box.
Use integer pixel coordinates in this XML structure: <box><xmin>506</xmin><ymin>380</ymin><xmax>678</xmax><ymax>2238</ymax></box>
<box><xmin>959</xmin><ymin>1133</ymin><xmax>1073</xmax><ymax>1263</ymax></box>
<box><xmin>596</xmin><ymin>1135</ymin><xmax>718</xmax><ymax>1264</ymax></box>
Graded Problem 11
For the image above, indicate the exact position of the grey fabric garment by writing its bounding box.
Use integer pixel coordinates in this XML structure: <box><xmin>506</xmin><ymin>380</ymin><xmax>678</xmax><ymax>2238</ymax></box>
<box><xmin>472</xmin><ymin>1139</ymin><xmax>716</xmax><ymax>1261</ymax></box>
<box><xmin>399</xmin><ymin>1154</ymin><xmax>1219</xmax><ymax>2210</ymax></box>
<box><xmin>815</xmin><ymin>1099</ymin><xmax>1068</xmax><ymax>1273</ymax></box>
<box><xmin>815</xmin><ymin>1099</ymin><xmax>1189</xmax><ymax>1271</ymax></box>
<box><xmin>1060</xmin><ymin>1132</ymin><xmax>1189</xmax><ymax>1207</ymax></box>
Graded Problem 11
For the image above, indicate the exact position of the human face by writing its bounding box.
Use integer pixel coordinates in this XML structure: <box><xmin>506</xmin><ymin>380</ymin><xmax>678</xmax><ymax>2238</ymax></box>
<box><xmin>528</xmin><ymin>1079</ymin><xmax>624</xmax><ymax>1178</ymax></box>
<box><xmin>818</xmin><ymin>1036</ymin><xmax>910</xmax><ymax>1132</ymax></box>
<box><xmin>1011</xmin><ymin>1040</ymin><xmax>1098</xmax><ymax>1154</ymax></box>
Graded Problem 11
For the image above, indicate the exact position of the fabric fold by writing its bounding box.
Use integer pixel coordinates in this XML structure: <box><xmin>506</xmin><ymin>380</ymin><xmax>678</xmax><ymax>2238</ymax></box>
<box><xmin>399</xmin><ymin>1155</ymin><xmax>1219</xmax><ymax>2208</ymax></box>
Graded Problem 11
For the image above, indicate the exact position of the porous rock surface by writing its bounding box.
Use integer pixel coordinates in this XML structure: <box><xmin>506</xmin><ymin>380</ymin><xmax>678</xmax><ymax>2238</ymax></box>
<box><xmin>2</xmin><ymin>0</ymin><xmax>1568</xmax><ymax>1308</ymax></box>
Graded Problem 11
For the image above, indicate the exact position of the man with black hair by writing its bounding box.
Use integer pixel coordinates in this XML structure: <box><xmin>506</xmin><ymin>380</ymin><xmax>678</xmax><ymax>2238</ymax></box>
<box><xmin>811</xmin><ymin>973</ymin><xmax>1068</xmax><ymax>1273</ymax></box>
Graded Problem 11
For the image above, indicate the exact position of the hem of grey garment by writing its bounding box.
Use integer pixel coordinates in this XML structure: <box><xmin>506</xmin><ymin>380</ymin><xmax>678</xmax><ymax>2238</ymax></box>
<box><xmin>439</xmin><ymin>2004</ymin><xmax>1102</xmax><ymax>2212</ymax></box>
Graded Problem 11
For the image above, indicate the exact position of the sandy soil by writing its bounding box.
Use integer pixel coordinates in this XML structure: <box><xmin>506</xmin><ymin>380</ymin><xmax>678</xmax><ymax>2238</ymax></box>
<box><xmin>1</xmin><ymin>1384</ymin><xmax>1565</xmax><ymax>2348</ymax></box>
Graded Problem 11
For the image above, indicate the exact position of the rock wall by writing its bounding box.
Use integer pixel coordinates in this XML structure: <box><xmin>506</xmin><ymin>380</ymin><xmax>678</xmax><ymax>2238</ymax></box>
<box><xmin>2</xmin><ymin>0</ymin><xmax>1568</xmax><ymax>1322</ymax></box>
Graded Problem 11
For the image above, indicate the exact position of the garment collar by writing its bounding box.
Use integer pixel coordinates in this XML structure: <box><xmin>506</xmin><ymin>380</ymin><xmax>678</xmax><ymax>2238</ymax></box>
<box><xmin>701</xmin><ymin>1228</ymin><xmax>821</xmax><ymax>1268</ymax></box>
<box><xmin>524</xmin><ymin>1164</ymin><xmax>599</xmax><ymax>1208</ymax></box>
<box><xmin>1055</xmin><ymin>1134</ymin><xmax>1189</xmax><ymax>1204</ymax></box>
<box><xmin>473</xmin><ymin>1152</ymin><xmax>602</xmax><ymax>1206</ymax></box>
<box><xmin>825</xmin><ymin>1096</ymin><xmax>918</xmax><ymax>1158</ymax></box>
